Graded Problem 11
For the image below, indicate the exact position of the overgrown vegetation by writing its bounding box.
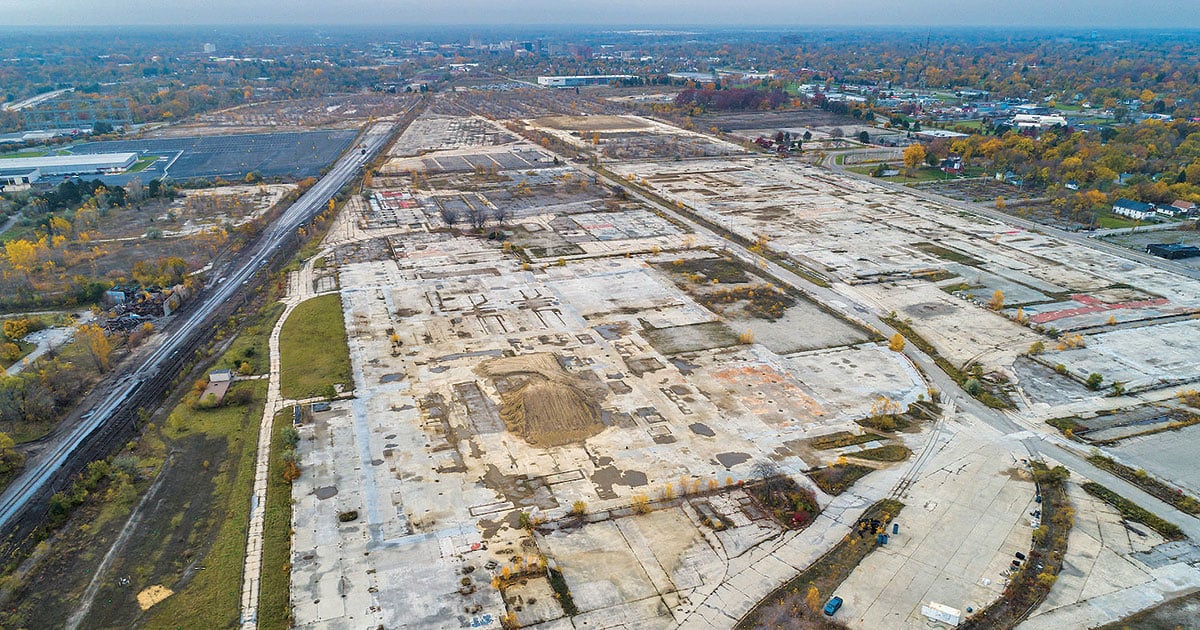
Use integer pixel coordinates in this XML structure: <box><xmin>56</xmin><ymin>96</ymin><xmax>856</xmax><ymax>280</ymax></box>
<box><xmin>1046</xmin><ymin>416</ymin><xmax>1086</xmax><ymax>438</ymax></box>
<box><xmin>735</xmin><ymin>499</ymin><xmax>903</xmax><ymax>630</ymax></box>
<box><xmin>809</xmin><ymin>431</ymin><xmax>883</xmax><ymax>451</ymax></box>
<box><xmin>696</xmin><ymin>283</ymin><xmax>797</xmax><ymax>320</ymax></box>
<box><xmin>0</xmin><ymin>322</ymin><xmax>117</xmax><ymax>445</ymax></box>
<box><xmin>0</xmin><ymin>287</ymin><xmax>284</xmax><ymax>628</ymax></box>
<box><xmin>1086</xmin><ymin>454</ymin><xmax>1200</xmax><ymax>515</ymax></box>
<box><xmin>257</xmin><ymin>409</ymin><xmax>298</xmax><ymax>630</ymax></box>
<box><xmin>806</xmin><ymin>462</ymin><xmax>876</xmax><ymax>496</ymax></box>
<box><xmin>547</xmin><ymin>568</ymin><xmax>579</xmax><ymax>616</ymax></box>
<box><xmin>1082</xmin><ymin>481</ymin><xmax>1184</xmax><ymax>541</ymax></box>
<box><xmin>746</xmin><ymin>466</ymin><xmax>822</xmax><ymax>529</ymax></box>
<box><xmin>852</xmin><ymin>444</ymin><xmax>912</xmax><ymax>462</ymax></box>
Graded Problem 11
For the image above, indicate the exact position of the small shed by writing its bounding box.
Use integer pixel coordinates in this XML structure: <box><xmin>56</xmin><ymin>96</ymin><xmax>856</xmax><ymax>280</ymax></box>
<box><xmin>199</xmin><ymin>369</ymin><xmax>234</xmax><ymax>405</ymax></box>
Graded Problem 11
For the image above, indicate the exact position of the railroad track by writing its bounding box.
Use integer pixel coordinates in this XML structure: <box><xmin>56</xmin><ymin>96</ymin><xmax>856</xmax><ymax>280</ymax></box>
<box><xmin>0</xmin><ymin>112</ymin><xmax>410</xmax><ymax>557</ymax></box>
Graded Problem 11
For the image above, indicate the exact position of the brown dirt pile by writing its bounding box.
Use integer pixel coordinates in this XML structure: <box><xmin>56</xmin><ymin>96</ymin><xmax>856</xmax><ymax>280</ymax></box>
<box><xmin>478</xmin><ymin>353</ymin><xmax>605</xmax><ymax>447</ymax></box>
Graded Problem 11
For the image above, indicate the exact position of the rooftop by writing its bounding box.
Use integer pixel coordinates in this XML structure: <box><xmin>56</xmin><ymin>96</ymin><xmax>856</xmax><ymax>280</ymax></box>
<box><xmin>0</xmin><ymin>152</ymin><xmax>138</xmax><ymax>170</ymax></box>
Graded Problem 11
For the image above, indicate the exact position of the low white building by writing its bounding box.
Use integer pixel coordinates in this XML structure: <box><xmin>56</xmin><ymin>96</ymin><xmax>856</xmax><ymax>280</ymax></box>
<box><xmin>1112</xmin><ymin>199</ymin><xmax>1156</xmax><ymax>220</ymax></box>
<box><xmin>0</xmin><ymin>152</ymin><xmax>137</xmax><ymax>177</ymax></box>
<box><xmin>537</xmin><ymin>75</ymin><xmax>636</xmax><ymax>88</ymax></box>
<box><xmin>1013</xmin><ymin>114</ymin><xmax>1068</xmax><ymax>129</ymax></box>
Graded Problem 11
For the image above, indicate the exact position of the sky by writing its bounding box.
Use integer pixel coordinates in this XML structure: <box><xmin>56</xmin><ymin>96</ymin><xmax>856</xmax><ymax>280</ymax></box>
<box><xmin>0</xmin><ymin>0</ymin><xmax>1195</xmax><ymax>29</ymax></box>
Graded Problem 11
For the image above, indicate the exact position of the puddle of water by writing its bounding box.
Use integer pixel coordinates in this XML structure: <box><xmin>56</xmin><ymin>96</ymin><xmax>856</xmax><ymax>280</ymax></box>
<box><xmin>689</xmin><ymin>423</ymin><xmax>715</xmax><ymax>437</ymax></box>
<box><xmin>380</xmin><ymin>373</ymin><xmax>405</xmax><ymax>383</ymax></box>
<box><xmin>670</xmin><ymin>357</ymin><xmax>699</xmax><ymax>375</ymax></box>
<box><xmin>314</xmin><ymin>486</ymin><xmax>338</xmax><ymax>500</ymax></box>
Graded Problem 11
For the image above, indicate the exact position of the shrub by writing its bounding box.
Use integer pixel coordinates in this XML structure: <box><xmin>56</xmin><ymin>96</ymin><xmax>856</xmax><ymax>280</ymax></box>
<box><xmin>281</xmin><ymin>426</ymin><xmax>300</xmax><ymax>449</ymax></box>
<box><xmin>112</xmin><ymin>454</ymin><xmax>140</xmax><ymax>478</ymax></box>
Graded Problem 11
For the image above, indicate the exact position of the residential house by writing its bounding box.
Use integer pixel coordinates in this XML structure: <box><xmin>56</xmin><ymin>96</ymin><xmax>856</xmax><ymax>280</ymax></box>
<box><xmin>1164</xmin><ymin>199</ymin><xmax>1198</xmax><ymax>218</ymax></box>
<box><xmin>1112</xmin><ymin>199</ymin><xmax>1156</xmax><ymax>221</ymax></box>
<box><xmin>940</xmin><ymin>156</ymin><xmax>965</xmax><ymax>174</ymax></box>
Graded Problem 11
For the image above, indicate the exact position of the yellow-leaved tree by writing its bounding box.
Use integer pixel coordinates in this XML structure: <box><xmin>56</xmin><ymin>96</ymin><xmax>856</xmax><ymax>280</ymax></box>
<box><xmin>903</xmin><ymin>143</ymin><xmax>927</xmax><ymax>170</ymax></box>
<box><xmin>76</xmin><ymin>323</ymin><xmax>113</xmax><ymax>373</ymax></box>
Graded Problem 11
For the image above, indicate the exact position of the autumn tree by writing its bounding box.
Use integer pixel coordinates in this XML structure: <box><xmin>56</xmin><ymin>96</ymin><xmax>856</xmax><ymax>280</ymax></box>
<box><xmin>76</xmin><ymin>323</ymin><xmax>113</xmax><ymax>373</ymax></box>
<box><xmin>903</xmin><ymin>143</ymin><xmax>927</xmax><ymax>171</ymax></box>
<box><xmin>0</xmin><ymin>432</ymin><xmax>23</xmax><ymax>477</ymax></box>
<box><xmin>989</xmin><ymin>290</ymin><xmax>1005</xmax><ymax>311</ymax></box>
<box><xmin>888</xmin><ymin>333</ymin><xmax>905</xmax><ymax>352</ymax></box>
<box><xmin>806</xmin><ymin>586</ymin><xmax>821</xmax><ymax>611</ymax></box>
<box><xmin>3</xmin><ymin>320</ymin><xmax>29</xmax><ymax>341</ymax></box>
<box><xmin>4</xmin><ymin>239</ymin><xmax>43</xmax><ymax>276</ymax></box>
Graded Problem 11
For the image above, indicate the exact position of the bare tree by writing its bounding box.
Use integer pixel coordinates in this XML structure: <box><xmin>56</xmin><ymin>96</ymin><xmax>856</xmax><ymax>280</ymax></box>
<box><xmin>126</xmin><ymin>177</ymin><xmax>145</xmax><ymax>204</ymax></box>
<box><xmin>491</xmin><ymin>205</ymin><xmax>511</xmax><ymax>227</ymax></box>
<box><xmin>439</xmin><ymin>206</ymin><xmax>460</xmax><ymax>227</ymax></box>
<box><xmin>467</xmin><ymin>205</ymin><xmax>487</xmax><ymax>230</ymax></box>
<box><xmin>752</xmin><ymin>460</ymin><xmax>788</xmax><ymax>496</ymax></box>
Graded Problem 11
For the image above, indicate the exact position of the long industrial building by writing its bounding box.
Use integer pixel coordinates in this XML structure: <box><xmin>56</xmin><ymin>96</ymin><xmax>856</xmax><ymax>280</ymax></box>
<box><xmin>0</xmin><ymin>152</ymin><xmax>137</xmax><ymax>178</ymax></box>
<box><xmin>536</xmin><ymin>74</ymin><xmax>637</xmax><ymax>87</ymax></box>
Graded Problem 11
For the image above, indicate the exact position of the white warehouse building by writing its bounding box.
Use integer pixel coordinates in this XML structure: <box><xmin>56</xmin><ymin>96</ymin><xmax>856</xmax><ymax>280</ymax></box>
<box><xmin>0</xmin><ymin>152</ymin><xmax>138</xmax><ymax>177</ymax></box>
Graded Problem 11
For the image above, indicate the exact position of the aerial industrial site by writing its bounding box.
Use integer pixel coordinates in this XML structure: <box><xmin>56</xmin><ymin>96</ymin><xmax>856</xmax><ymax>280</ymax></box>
<box><xmin>279</xmin><ymin>103</ymin><xmax>1200</xmax><ymax>629</ymax></box>
<box><xmin>4</xmin><ymin>19</ymin><xmax>1200</xmax><ymax>630</ymax></box>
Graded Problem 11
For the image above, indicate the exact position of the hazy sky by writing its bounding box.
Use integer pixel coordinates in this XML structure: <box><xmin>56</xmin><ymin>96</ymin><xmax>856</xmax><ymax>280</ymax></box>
<box><xmin>0</xmin><ymin>0</ymin><xmax>1194</xmax><ymax>28</ymax></box>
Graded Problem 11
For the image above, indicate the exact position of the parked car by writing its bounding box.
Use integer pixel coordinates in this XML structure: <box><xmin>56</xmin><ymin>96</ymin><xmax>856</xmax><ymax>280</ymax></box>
<box><xmin>824</xmin><ymin>596</ymin><xmax>844</xmax><ymax>616</ymax></box>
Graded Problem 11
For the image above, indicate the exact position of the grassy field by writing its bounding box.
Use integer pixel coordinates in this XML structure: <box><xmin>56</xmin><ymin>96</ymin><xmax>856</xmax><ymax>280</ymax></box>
<box><xmin>279</xmin><ymin>294</ymin><xmax>352</xmax><ymax>399</ymax></box>
<box><xmin>127</xmin><ymin>156</ymin><xmax>159</xmax><ymax>173</ymax></box>
<box><xmin>1095</xmin><ymin>212</ymin><xmax>1144</xmax><ymax>229</ymax></box>
<box><xmin>139</xmin><ymin>380</ymin><xmax>267</xmax><ymax>629</ymax></box>
<box><xmin>852</xmin><ymin>444</ymin><xmax>912</xmax><ymax>462</ymax></box>
<box><xmin>849</xmin><ymin>165</ymin><xmax>953</xmax><ymax>183</ymax></box>
<box><xmin>0</xmin><ymin>378</ymin><xmax>267</xmax><ymax>628</ymax></box>
<box><xmin>257</xmin><ymin>408</ymin><xmax>296</xmax><ymax>630</ymax></box>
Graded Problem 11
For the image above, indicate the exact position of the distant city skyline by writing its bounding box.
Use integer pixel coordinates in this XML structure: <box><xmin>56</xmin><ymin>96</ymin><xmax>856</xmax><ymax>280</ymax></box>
<box><xmin>0</xmin><ymin>0</ymin><xmax>1196</xmax><ymax>29</ymax></box>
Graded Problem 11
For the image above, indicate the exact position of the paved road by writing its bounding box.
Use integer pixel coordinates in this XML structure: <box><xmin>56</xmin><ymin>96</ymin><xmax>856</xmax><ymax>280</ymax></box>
<box><xmin>0</xmin><ymin>121</ymin><xmax>396</xmax><ymax>536</ymax></box>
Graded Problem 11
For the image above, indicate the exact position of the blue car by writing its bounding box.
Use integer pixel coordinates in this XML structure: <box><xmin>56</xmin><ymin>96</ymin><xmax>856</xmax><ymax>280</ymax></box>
<box><xmin>823</xmin><ymin>596</ymin><xmax>844</xmax><ymax>616</ymax></box>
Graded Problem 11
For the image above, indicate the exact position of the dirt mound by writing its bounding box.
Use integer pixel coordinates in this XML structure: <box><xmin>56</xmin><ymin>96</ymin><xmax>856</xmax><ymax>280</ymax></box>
<box><xmin>479</xmin><ymin>353</ymin><xmax>605</xmax><ymax>447</ymax></box>
<box><xmin>136</xmin><ymin>584</ymin><xmax>173</xmax><ymax>611</ymax></box>
<box><xmin>478</xmin><ymin>353</ymin><xmax>567</xmax><ymax>382</ymax></box>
